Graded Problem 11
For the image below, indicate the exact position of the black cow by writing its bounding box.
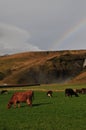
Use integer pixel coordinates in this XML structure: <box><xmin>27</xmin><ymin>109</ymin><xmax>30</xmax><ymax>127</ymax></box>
<box><xmin>47</xmin><ymin>90</ymin><xmax>53</xmax><ymax>97</ymax></box>
<box><xmin>65</xmin><ymin>88</ymin><xmax>79</xmax><ymax>97</ymax></box>
<box><xmin>0</xmin><ymin>90</ymin><xmax>8</xmax><ymax>94</ymax></box>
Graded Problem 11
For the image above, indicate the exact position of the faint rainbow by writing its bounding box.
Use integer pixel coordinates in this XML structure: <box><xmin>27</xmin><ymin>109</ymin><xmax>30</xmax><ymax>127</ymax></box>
<box><xmin>51</xmin><ymin>19</ymin><xmax>86</xmax><ymax>50</ymax></box>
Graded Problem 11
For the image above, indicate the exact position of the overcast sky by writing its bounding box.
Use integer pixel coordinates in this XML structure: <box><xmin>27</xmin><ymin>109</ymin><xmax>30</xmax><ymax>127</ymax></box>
<box><xmin>0</xmin><ymin>0</ymin><xmax>86</xmax><ymax>55</ymax></box>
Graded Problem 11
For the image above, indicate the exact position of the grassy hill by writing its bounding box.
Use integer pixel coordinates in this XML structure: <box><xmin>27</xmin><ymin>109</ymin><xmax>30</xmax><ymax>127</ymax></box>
<box><xmin>0</xmin><ymin>50</ymin><xmax>86</xmax><ymax>85</ymax></box>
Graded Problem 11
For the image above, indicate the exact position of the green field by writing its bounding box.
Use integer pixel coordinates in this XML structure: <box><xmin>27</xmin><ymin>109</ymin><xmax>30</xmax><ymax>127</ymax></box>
<box><xmin>6</xmin><ymin>83</ymin><xmax>86</xmax><ymax>91</ymax></box>
<box><xmin>0</xmin><ymin>84</ymin><xmax>86</xmax><ymax>130</ymax></box>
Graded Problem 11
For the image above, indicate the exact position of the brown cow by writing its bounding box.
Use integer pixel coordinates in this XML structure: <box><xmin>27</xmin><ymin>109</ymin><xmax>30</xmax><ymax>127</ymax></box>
<box><xmin>81</xmin><ymin>88</ymin><xmax>86</xmax><ymax>94</ymax></box>
<box><xmin>75</xmin><ymin>89</ymin><xmax>82</xmax><ymax>94</ymax></box>
<box><xmin>47</xmin><ymin>90</ymin><xmax>53</xmax><ymax>97</ymax></box>
<box><xmin>7</xmin><ymin>90</ymin><xmax>34</xmax><ymax>109</ymax></box>
<box><xmin>75</xmin><ymin>88</ymin><xmax>86</xmax><ymax>94</ymax></box>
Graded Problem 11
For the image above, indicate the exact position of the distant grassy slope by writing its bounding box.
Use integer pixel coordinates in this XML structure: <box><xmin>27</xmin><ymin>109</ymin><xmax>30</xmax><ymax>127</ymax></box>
<box><xmin>0</xmin><ymin>50</ymin><xmax>86</xmax><ymax>84</ymax></box>
<box><xmin>70</xmin><ymin>70</ymin><xmax>86</xmax><ymax>84</ymax></box>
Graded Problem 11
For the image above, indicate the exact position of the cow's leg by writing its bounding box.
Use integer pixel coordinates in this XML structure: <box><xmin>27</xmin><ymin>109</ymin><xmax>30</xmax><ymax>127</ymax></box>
<box><xmin>70</xmin><ymin>94</ymin><xmax>72</xmax><ymax>97</ymax></box>
<box><xmin>14</xmin><ymin>103</ymin><xmax>16</xmax><ymax>108</ymax></box>
<box><xmin>26</xmin><ymin>98</ymin><xmax>32</xmax><ymax>106</ymax></box>
<box><xmin>13</xmin><ymin>101</ymin><xmax>17</xmax><ymax>108</ymax></box>
<box><xmin>18</xmin><ymin>103</ymin><xmax>20</xmax><ymax>108</ymax></box>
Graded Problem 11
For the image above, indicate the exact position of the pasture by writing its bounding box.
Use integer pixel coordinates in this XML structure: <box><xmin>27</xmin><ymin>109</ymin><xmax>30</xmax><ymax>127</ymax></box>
<box><xmin>0</xmin><ymin>84</ymin><xmax>86</xmax><ymax>130</ymax></box>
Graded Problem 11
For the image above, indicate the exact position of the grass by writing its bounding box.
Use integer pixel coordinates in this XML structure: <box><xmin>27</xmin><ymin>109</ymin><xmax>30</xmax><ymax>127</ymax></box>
<box><xmin>0</xmin><ymin>89</ymin><xmax>86</xmax><ymax>130</ymax></box>
<box><xmin>14</xmin><ymin>83</ymin><xmax>86</xmax><ymax>91</ymax></box>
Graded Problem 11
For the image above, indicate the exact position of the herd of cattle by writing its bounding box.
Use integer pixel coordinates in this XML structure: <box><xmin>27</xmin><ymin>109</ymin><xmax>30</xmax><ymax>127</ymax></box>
<box><xmin>0</xmin><ymin>87</ymin><xmax>86</xmax><ymax>109</ymax></box>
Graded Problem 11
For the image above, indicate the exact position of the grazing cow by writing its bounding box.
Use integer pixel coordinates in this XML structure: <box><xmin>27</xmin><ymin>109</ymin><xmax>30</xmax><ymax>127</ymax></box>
<box><xmin>76</xmin><ymin>88</ymin><xmax>86</xmax><ymax>94</ymax></box>
<box><xmin>47</xmin><ymin>90</ymin><xmax>53</xmax><ymax>97</ymax></box>
<box><xmin>81</xmin><ymin>88</ymin><xmax>86</xmax><ymax>94</ymax></box>
<box><xmin>75</xmin><ymin>89</ymin><xmax>82</xmax><ymax>94</ymax></box>
<box><xmin>7</xmin><ymin>90</ymin><xmax>34</xmax><ymax>109</ymax></box>
<box><xmin>0</xmin><ymin>90</ymin><xmax>8</xmax><ymax>94</ymax></box>
<box><xmin>65</xmin><ymin>88</ymin><xmax>79</xmax><ymax>97</ymax></box>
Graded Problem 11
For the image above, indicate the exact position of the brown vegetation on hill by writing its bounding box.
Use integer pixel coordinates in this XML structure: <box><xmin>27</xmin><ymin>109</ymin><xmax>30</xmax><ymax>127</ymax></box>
<box><xmin>0</xmin><ymin>50</ymin><xmax>86</xmax><ymax>85</ymax></box>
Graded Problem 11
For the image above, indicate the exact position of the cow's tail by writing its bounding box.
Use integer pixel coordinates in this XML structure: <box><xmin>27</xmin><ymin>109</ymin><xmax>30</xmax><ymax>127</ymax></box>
<box><xmin>32</xmin><ymin>91</ymin><xmax>34</xmax><ymax>100</ymax></box>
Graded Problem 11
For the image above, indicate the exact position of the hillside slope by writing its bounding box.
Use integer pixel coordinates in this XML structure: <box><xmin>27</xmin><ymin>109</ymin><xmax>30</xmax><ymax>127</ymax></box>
<box><xmin>0</xmin><ymin>50</ymin><xmax>86</xmax><ymax>84</ymax></box>
<box><xmin>70</xmin><ymin>69</ymin><xmax>86</xmax><ymax>84</ymax></box>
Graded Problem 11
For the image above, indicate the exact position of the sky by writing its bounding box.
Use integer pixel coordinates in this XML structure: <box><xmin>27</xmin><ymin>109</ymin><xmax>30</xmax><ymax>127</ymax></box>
<box><xmin>0</xmin><ymin>0</ymin><xmax>86</xmax><ymax>55</ymax></box>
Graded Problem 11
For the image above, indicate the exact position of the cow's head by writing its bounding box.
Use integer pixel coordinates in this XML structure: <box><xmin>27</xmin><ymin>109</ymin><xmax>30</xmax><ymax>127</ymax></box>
<box><xmin>7</xmin><ymin>102</ymin><xmax>12</xmax><ymax>109</ymax></box>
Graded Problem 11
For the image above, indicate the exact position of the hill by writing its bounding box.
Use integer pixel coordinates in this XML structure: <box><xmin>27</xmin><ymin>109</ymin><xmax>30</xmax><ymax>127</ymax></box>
<box><xmin>0</xmin><ymin>50</ymin><xmax>86</xmax><ymax>85</ymax></box>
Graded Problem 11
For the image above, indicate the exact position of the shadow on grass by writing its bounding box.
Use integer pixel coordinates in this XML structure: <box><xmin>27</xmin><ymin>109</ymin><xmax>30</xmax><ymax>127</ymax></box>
<box><xmin>15</xmin><ymin>102</ymin><xmax>52</xmax><ymax>108</ymax></box>
<box><xmin>33</xmin><ymin>102</ymin><xmax>52</xmax><ymax>107</ymax></box>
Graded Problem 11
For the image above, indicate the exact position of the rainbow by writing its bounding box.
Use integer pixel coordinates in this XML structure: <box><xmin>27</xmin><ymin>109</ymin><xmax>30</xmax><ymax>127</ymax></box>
<box><xmin>51</xmin><ymin>19</ymin><xmax>86</xmax><ymax>50</ymax></box>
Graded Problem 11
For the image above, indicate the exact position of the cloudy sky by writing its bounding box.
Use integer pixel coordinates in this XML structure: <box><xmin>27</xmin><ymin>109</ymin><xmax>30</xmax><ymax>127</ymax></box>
<box><xmin>0</xmin><ymin>0</ymin><xmax>86</xmax><ymax>55</ymax></box>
